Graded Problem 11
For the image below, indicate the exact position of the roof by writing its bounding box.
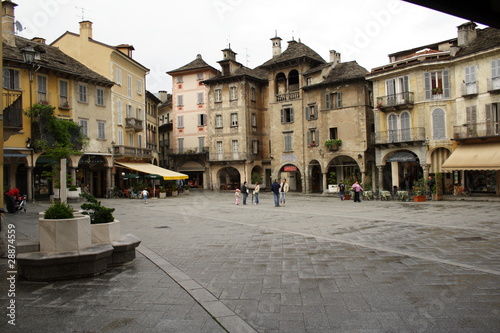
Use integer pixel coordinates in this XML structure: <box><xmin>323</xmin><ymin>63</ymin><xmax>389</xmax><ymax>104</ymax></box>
<box><xmin>303</xmin><ymin>61</ymin><xmax>369</xmax><ymax>89</ymax></box>
<box><xmin>4</xmin><ymin>36</ymin><xmax>114</xmax><ymax>86</ymax></box>
<box><xmin>454</xmin><ymin>27</ymin><xmax>500</xmax><ymax>58</ymax></box>
<box><xmin>167</xmin><ymin>54</ymin><xmax>217</xmax><ymax>74</ymax></box>
<box><xmin>202</xmin><ymin>63</ymin><xmax>268</xmax><ymax>84</ymax></box>
<box><xmin>258</xmin><ymin>40</ymin><xmax>326</xmax><ymax>69</ymax></box>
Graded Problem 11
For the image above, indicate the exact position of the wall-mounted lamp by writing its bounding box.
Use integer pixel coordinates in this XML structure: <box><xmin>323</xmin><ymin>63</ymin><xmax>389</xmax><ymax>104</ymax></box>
<box><xmin>357</xmin><ymin>154</ymin><xmax>363</xmax><ymax>159</ymax></box>
<box><xmin>25</xmin><ymin>137</ymin><xmax>31</xmax><ymax>148</ymax></box>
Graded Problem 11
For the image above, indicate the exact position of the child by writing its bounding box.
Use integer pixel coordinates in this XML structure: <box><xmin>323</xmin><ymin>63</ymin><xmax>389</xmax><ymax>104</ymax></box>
<box><xmin>142</xmin><ymin>188</ymin><xmax>149</xmax><ymax>204</ymax></box>
<box><xmin>235</xmin><ymin>189</ymin><xmax>241</xmax><ymax>205</ymax></box>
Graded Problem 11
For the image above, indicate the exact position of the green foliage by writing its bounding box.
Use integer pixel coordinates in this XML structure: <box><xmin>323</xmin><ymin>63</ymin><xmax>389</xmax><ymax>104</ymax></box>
<box><xmin>80</xmin><ymin>193</ymin><xmax>115</xmax><ymax>224</ymax></box>
<box><xmin>327</xmin><ymin>171</ymin><xmax>337</xmax><ymax>184</ymax></box>
<box><xmin>324</xmin><ymin>139</ymin><xmax>342</xmax><ymax>147</ymax></box>
<box><xmin>44</xmin><ymin>202</ymin><xmax>74</xmax><ymax>219</ymax></box>
<box><xmin>413</xmin><ymin>177</ymin><xmax>427</xmax><ymax>196</ymax></box>
<box><xmin>251</xmin><ymin>172</ymin><xmax>263</xmax><ymax>184</ymax></box>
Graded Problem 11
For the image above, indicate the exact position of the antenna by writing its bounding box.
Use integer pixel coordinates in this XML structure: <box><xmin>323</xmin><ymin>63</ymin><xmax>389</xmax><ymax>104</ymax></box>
<box><xmin>244</xmin><ymin>48</ymin><xmax>250</xmax><ymax>67</ymax></box>
<box><xmin>76</xmin><ymin>6</ymin><xmax>86</xmax><ymax>20</ymax></box>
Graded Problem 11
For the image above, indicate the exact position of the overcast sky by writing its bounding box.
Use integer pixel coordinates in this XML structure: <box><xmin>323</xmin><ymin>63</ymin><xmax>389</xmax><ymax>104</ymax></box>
<box><xmin>16</xmin><ymin>0</ymin><xmax>483</xmax><ymax>94</ymax></box>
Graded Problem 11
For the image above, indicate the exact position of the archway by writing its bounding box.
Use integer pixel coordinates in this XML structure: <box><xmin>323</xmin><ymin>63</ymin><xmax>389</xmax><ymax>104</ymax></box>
<box><xmin>77</xmin><ymin>155</ymin><xmax>107</xmax><ymax>197</ymax></box>
<box><xmin>309</xmin><ymin>160</ymin><xmax>322</xmax><ymax>193</ymax></box>
<box><xmin>383</xmin><ymin>150</ymin><xmax>421</xmax><ymax>191</ymax></box>
<box><xmin>279</xmin><ymin>164</ymin><xmax>302</xmax><ymax>192</ymax></box>
<box><xmin>218</xmin><ymin>167</ymin><xmax>241</xmax><ymax>190</ymax></box>
<box><xmin>327</xmin><ymin>155</ymin><xmax>360</xmax><ymax>188</ymax></box>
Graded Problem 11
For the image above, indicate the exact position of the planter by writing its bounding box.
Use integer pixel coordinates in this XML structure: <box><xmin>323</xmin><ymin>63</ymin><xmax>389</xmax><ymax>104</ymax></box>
<box><xmin>171</xmin><ymin>191</ymin><xmax>178</xmax><ymax>197</ymax></box>
<box><xmin>91</xmin><ymin>220</ymin><xmax>121</xmax><ymax>244</ymax></box>
<box><xmin>328</xmin><ymin>146</ymin><xmax>340</xmax><ymax>151</ymax></box>
<box><xmin>68</xmin><ymin>187</ymin><xmax>82</xmax><ymax>198</ymax></box>
<box><xmin>344</xmin><ymin>195</ymin><xmax>351</xmax><ymax>200</ymax></box>
<box><xmin>39</xmin><ymin>215</ymin><xmax>91</xmax><ymax>253</ymax></box>
<box><xmin>159</xmin><ymin>192</ymin><xmax>166</xmax><ymax>199</ymax></box>
<box><xmin>413</xmin><ymin>195</ymin><xmax>427</xmax><ymax>202</ymax></box>
<box><xmin>184</xmin><ymin>190</ymin><xmax>189</xmax><ymax>195</ymax></box>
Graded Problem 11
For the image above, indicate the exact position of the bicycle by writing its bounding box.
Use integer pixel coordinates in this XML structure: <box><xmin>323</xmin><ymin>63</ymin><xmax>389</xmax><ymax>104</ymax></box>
<box><xmin>453</xmin><ymin>185</ymin><xmax>472</xmax><ymax>196</ymax></box>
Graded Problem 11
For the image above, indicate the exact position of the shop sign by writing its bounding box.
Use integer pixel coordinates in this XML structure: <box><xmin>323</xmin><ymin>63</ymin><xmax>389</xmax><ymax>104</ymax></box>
<box><xmin>387</xmin><ymin>151</ymin><xmax>417</xmax><ymax>162</ymax></box>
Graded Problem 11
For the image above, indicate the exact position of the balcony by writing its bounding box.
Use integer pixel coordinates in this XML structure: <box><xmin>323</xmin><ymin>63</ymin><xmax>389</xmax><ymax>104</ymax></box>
<box><xmin>113</xmin><ymin>145</ymin><xmax>152</xmax><ymax>159</ymax></box>
<box><xmin>487</xmin><ymin>77</ymin><xmax>500</xmax><ymax>94</ymax></box>
<box><xmin>167</xmin><ymin>147</ymin><xmax>209</xmax><ymax>155</ymax></box>
<box><xmin>461</xmin><ymin>82</ymin><xmax>478</xmax><ymax>97</ymax></box>
<box><xmin>376</xmin><ymin>92</ymin><xmax>414</xmax><ymax>112</ymax></box>
<box><xmin>375</xmin><ymin>127</ymin><xmax>425</xmax><ymax>146</ymax></box>
<box><xmin>208</xmin><ymin>151</ymin><xmax>248</xmax><ymax>162</ymax></box>
<box><xmin>125</xmin><ymin>117</ymin><xmax>143</xmax><ymax>132</ymax></box>
<box><xmin>3</xmin><ymin>92</ymin><xmax>23</xmax><ymax>139</ymax></box>
<box><xmin>453</xmin><ymin>122</ymin><xmax>500</xmax><ymax>140</ymax></box>
<box><xmin>276</xmin><ymin>91</ymin><xmax>300</xmax><ymax>102</ymax></box>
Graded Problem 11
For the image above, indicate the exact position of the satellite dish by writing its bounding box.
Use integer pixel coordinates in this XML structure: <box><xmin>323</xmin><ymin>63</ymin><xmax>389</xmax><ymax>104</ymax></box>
<box><xmin>15</xmin><ymin>21</ymin><xmax>24</xmax><ymax>33</ymax></box>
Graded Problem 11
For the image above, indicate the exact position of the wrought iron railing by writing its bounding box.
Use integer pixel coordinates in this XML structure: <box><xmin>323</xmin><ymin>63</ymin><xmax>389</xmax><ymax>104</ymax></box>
<box><xmin>3</xmin><ymin>92</ymin><xmax>23</xmax><ymax>129</ymax></box>
<box><xmin>375</xmin><ymin>127</ymin><xmax>425</xmax><ymax>144</ymax></box>
<box><xmin>453</xmin><ymin>122</ymin><xmax>500</xmax><ymax>138</ymax></box>
<box><xmin>376</xmin><ymin>92</ymin><xmax>414</xmax><ymax>110</ymax></box>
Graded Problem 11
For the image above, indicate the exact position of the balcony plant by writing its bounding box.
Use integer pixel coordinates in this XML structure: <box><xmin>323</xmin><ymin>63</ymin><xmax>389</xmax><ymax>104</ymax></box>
<box><xmin>325</xmin><ymin>139</ymin><xmax>342</xmax><ymax>151</ymax></box>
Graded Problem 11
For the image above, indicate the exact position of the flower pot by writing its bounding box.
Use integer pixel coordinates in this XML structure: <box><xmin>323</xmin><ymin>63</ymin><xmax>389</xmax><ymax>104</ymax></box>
<box><xmin>172</xmin><ymin>191</ymin><xmax>178</xmax><ymax>197</ymax></box>
<box><xmin>344</xmin><ymin>195</ymin><xmax>351</xmax><ymax>200</ymax></box>
<box><xmin>91</xmin><ymin>220</ymin><xmax>121</xmax><ymax>244</ymax></box>
<box><xmin>159</xmin><ymin>192</ymin><xmax>166</xmax><ymax>199</ymax></box>
<box><xmin>39</xmin><ymin>215</ymin><xmax>91</xmax><ymax>253</ymax></box>
<box><xmin>413</xmin><ymin>195</ymin><xmax>427</xmax><ymax>202</ymax></box>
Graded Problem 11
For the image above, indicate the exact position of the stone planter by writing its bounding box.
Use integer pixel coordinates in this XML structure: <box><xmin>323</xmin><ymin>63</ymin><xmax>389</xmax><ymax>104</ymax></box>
<box><xmin>413</xmin><ymin>195</ymin><xmax>427</xmax><ymax>202</ymax></box>
<box><xmin>67</xmin><ymin>187</ymin><xmax>81</xmax><ymax>198</ymax></box>
<box><xmin>39</xmin><ymin>215</ymin><xmax>91</xmax><ymax>253</ymax></box>
<box><xmin>432</xmin><ymin>194</ymin><xmax>443</xmax><ymax>201</ymax></box>
<box><xmin>91</xmin><ymin>220</ymin><xmax>121</xmax><ymax>244</ymax></box>
<box><xmin>171</xmin><ymin>191</ymin><xmax>178</xmax><ymax>197</ymax></box>
<box><xmin>159</xmin><ymin>192</ymin><xmax>166</xmax><ymax>199</ymax></box>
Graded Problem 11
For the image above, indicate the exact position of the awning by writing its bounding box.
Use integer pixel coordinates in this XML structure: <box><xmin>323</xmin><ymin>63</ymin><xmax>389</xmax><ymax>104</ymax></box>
<box><xmin>115</xmin><ymin>162</ymin><xmax>188</xmax><ymax>180</ymax></box>
<box><xmin>441</xmin><ymin>143</ymin><xmax>500</xmax><ymax>171</ymax></box>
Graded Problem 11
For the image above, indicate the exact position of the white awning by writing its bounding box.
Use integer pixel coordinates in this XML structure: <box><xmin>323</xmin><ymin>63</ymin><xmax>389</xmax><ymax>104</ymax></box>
<box><xmin>115</xmin><ymin>162</ymin><xmax>188</xmax><ymax>180</ymax></box>
<box><xmin>441</xmin><ymin>143</ymin><xmax>500</xmax><ymax>171</ymax></box>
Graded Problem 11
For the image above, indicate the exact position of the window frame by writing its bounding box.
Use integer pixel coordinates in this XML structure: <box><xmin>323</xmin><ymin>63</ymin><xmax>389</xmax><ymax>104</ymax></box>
<box><xmin>78</xmin><ymin>83</ymin><xmax>88</xmax><ymax>103</ymax></box>
<box><xmin>215</xmin><ymin>114</ymin><xmax>223</xmax><ymax>128</ymax></box>
<box><xmin>97</xmin><ymin>120</ymin><xmax>106</xmax><ymax>140</ymax></box>
<box><xmin>230</xmin><ymin>113</ymin><xmax>238</xmax><ymax>127</ymax></box>
<box><xmin>96</xmin><ymin>87</ymin><xmax>105</xmax><ymax>106</ymax></box>
<box><xmin>3</xmin><ymin>68</ymin><xmax>20</xmax><ymax>90</ymax></box>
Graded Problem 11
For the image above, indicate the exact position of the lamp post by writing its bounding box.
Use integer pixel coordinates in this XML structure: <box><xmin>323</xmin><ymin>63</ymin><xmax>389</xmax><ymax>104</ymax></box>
<box><xmin>21</xmin><ymin>45</ymin><xmax>39</xmax><ymax>202</ymax></box>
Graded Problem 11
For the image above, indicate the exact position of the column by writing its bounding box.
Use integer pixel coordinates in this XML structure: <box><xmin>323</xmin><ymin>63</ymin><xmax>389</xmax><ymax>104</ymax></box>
<box><xmin>322</xmin><ymin>172</ymin><xmax>327</xmax><ymax>194</ymax></box>
<box><xmin>377</xmin><ymin>165</ymin><xmax>384</xmax><ymax>196</ymax></box>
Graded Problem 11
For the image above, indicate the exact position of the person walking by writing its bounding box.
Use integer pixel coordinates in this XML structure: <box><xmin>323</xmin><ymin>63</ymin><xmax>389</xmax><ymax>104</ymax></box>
<box><xmin>351</xmin><ymin>181</ymin><xmax>363</xmax><ymax>202</ymax></box>
<box><xmin>253</xmin><ymin>182</ymin><xmax>260</xmax><ymax>204</ymax></box>
<box><xmin>338</xmin><ymin>180</ymin><xmax>346</xmax><ymax>201</ymax></box>
<box><xmin>235</xmin><ymin>189</ymin><xmax>241</xmax><ymax>205</ymax></box>
<box><xmin>241</xmin><ymin>181</ymin><xmax>249</xmax><ymax>205</ymax></box>
<box><xmin>279</xmin><ymin>179</ymin><xmax>289</xmax><ymax>206</ymax></box>
<box><xmin>142</xmin><ymin>188</ymin><xmax>149</xmax><ymax>204</ymax></box>
<box><xmin>427</xmin><ymin>176</ymin><xmax>435</xmax><ymax>200</ymax></box>
<box><xmin>271</xmin><ymin>179</ymin><xmax>280</xmax><ymax>207</ymax></box>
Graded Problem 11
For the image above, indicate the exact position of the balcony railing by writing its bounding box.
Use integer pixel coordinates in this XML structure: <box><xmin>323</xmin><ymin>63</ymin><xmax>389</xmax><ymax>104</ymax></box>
<box><xmin>208</xmin><ymin>152</ymin><xmax>248</xmax><ymax>161</ymax></box>
<box><xmin>3</xmin><ymin>92</ymin><xmax>23</xmax><ymax>129</ymax></box>
<box><xmin>113</xmin><ymin>145</ymin><xmax>152</xmax><ymax>158</ymax></box>
<box><xmin>453</xmin><ymin>122</ymin><xmax>500</xmax><ymax>139</ymax></box>
<box><xmin>461</xmin><ymin>82</ymin><xmax>478</xmax><ymax>97</ymax></box>
<box><xmin>376</xmin><ymin>92</ymin><xmax>414</xmax><ymax>111</ymax></box>
<box><xmin>276</xmin><ymin>91</ymin><xmax>300</xmax><ymax>102</ymax></box>
<box><xmin>375</xmin><ymin>127</ymin><xmax>425</xmax><ymax>144</ymax></box>
<box><xmin>167</xmin><ymin>147</ymin><xmax>209</xmax><ymax>155</ymax></box>
<box><xmin>487</xmin><ymin>77</ymin><xmax>500</xmax><ymax>93</ymax></box>
<box><xmin>125</xmin><ymin>117</ymin><xmax>143</xmax><ymax>132</ymax></box>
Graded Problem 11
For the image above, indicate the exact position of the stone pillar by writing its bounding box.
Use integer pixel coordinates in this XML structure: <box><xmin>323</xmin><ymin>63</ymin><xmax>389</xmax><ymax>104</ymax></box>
<box><xmin>322</xmin><ymin>172</ymin><xmax>327</xmax><ymax>194</ymax></box>
<box><xmin>60</xmin><ymin>158</ymin><xmax>67</xmax><ymax>203</ymax></box>
<box><xmin>422</xmin><ymin>164</ymin><xmax>430</xmax><ymax>182</ymax></box>
<box><xmin>70</xmin><ymin>167</ymin><xmax>76</xmax><ymax>186</ymax></box>
<box><xmin>377</xmin><ymin>165</ymin><xmax>384</xmax><ymax>195</ymax></box>
<box><xmin>391</xmin><ymin>162</ymin><xmax>399</xmax><ymax>189</ymax></box>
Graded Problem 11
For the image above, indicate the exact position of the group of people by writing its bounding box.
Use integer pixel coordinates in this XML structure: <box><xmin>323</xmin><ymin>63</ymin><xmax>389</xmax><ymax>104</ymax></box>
<box><xmin>338</xmin><ymin>180</ymin><xmax>363</xmax><ymax>202</ymax></box>
<box><xmin>235</xmin><ymin>179</ymin><xmax>289</xmax><ymax>207</ymax></box>
<box><xmin>235</xmin><ymin>181</ymin><xmax>261</xmax><ymax>205</ymax></box>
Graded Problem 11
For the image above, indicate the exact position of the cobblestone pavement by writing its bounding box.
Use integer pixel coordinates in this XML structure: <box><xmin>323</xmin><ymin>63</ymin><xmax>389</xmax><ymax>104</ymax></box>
<box><xmin>1</xmin><ymin>191</ymin><xmax>500</xmax><ymax>332</ymax></box>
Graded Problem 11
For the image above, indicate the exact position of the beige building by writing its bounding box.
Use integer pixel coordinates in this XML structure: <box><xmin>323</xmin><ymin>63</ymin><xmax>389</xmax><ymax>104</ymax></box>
<box><xmin>51</xmin><ymin>21</ymin><xmax>151</xmax><ymax>189</ymax></box>
<box><xmin>367</xmin><ymin>22</ymin><xmax>500</xmax><ymax>196</ymax></box>
<box><xmin>167</xmin><ymin>55</ymin><xmax>218</xmax><ymax>188</ymax></box>
<box><xmin>203</xmin><ymin>37</ymin><xmax>374</xmax><ymax>193</ymax></box>
<box><xmin>2</xmin><ymin>0</ymin><xmax>114</xmax><ymax>199</ymax></box>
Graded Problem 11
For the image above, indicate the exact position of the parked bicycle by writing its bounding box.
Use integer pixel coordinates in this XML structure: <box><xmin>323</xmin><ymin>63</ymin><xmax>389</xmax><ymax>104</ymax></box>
<box><xmin>453</xmin><ymin>184</ymin><xmax>472</xmax><ymax>196</ymax></box>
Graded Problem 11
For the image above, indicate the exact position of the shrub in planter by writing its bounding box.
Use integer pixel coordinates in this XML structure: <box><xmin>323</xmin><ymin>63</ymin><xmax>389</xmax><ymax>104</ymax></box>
<box><xmin>80</xmin><ymin>193</ymin><xmax>115</xmax><ymax>224</ymax></box>
<box><xmin>44</xmin><ymin>201</ymin><xmax>75</xmax><ymax>219</ymax></box>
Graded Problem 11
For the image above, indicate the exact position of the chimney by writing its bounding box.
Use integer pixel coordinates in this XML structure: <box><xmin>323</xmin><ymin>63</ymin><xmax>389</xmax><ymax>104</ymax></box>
<box><xmin>2</xmin><ymin>0</ymin><xmax>18</xmax><ymax>47</ymax></box>
<box><xmin>457</xmin><ymin>22</ymin><xmax>477</xmax><ymax>47</ymax></box>
<box><xmin>329</xmin><ymin>50</ymin><xmax>341</xmax><ymax>66</ymax></box>
<box><xmin>270</xmin><ymin>33</ymin><xmax>282</xmax><ymax>58</ymax></box>
<box><xmin>116</xmin><ymin>44</ymin><xmax>135</xmax><ymax>58</ymax></box>
<box><xmin>32</xmin><ymin>37</ymin><xmax>46</xmax><ymax>44</ymax></box>
<box><xmin>158</xmin><ymin>90</ymin><xmax>168</xmax><ymax>103</ymax></box>
<box><xmin>79</xmin><ymin>20</ymin><xmax>93</xmax><ymax>40</ymax></box>
<box><xmin>222</xmin><ymin>46</ymin><xmax>236</xmax><ymax>61</ymax></box>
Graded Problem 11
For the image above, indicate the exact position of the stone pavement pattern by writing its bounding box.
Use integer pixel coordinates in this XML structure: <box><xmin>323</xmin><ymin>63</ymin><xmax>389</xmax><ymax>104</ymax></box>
<box><xmin>1</xmin><ymin>191</ymin><xmax>500</xmax><ymax>332</ymax></box>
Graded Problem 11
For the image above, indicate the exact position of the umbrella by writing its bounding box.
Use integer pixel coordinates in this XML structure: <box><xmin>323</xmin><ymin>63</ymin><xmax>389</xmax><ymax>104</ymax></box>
<box><xmin>146</xmin><ymin>174</ymin><xmax>162</xmax><ymax>196</ymax></box>
<box><xmin>122</xmin><ymin>173</ymin><xmax>139</xmax><ymax>179</ymax></box>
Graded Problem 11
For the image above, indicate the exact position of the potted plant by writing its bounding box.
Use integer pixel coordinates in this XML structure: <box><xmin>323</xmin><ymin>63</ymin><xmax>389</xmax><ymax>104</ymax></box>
<box><xmin>159</xmin><ymin>187</ymin><xmax>167</xmax><ymax>199</ymax></box>
<box><xmin>67</xmin><ymin>185</ymin><xmax>81</xmax><ymax>198</ymax></box>
<box><xmin>343</xmin><ymin>179</ymin><xmax>352</xmax><ymax>200</ymax></box>
<box><xmin>413</xmin><ymin>177</ymin><xmax>427</xmax><ymax>202</ymax></box>
<box><xmin>80</xmin><ymin>193</ymin><xmax>120</xmax><ymax>244</ymax></box>
<box><xmin>171</xmin><ymin>184</ymin><xmax>178</xmax><ymax>197</ymax></box>
<box><xmin>325</xmin><ymin>139</ymin><xmax>342</xmax><ymax>151</ymax></box>
<box><xmin>183</xmin><ymin>184</ymin><xmax>190</xmax><ymax>195</ymax></box>
<box><xmin>432</xmin><ymin>172</ymin><xmax>444</xmax><ymax>201</ymax></box>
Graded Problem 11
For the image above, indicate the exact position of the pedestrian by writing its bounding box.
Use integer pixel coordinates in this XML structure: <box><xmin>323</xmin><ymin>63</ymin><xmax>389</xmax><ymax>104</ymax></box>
<box><xmin>235</xmin><ymin>188</ymin><xmax>241</xmax><ymax>205</ymax></box>
<box><xmin>279</xmin><ymin>179</ymin><xmax>289</xmax><ymax>206</ymax></box>
<box><xmin>270</xmin><ymin>179</ymin><xmax>280</xmax><ymax>207</ymax></box>
<box><xmin>427</xmin><ymin>175</ymin><xmax>435</xmax><ymax>200</ymax></box>
<box><xmin>83</xmin><ymin>184</ymin><xmax>90</xmax><ymax>194</ymax></box>
<box><xmin>351</xmin><ymin>181</ymin><xmax>363</xmax><ymax>202</ymax></box>
<box><xmin>338</xmin><ymin>180</ymin><xmax>345</xmax><ymax>201</ymax></box>
<box><xmin>241</xmin><ymin>181</ymin><xmax>249</xmax><ymax>205</ymax></box>
<box><xmin>253</xmin><ymin>182</ymin><xmax>260</xmax><ymax>204</ymax></box>
<box><xmin>142</xmin><ymin>188</ymin><xmax>149</xmax><ymax>204</ymax></box>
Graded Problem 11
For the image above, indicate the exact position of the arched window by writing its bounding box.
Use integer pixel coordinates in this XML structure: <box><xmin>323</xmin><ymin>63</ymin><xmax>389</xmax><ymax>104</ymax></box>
<box><xmin>432</xmin><ymin>108</ymin><xmax>446</xmax><ymax>139</ymax></box>
<box><xmin>288</xmin><ymin>69</ymin><xmax>300</xmax><ymax>92</ymax></box>
<box><xmin>401</xmin><ymin>112</ymin><xmax>411</xmax><ymax>141</ymax></box>
<box><xmin>388</xmin><ymin>114</ymin><xmax>398</xmax><ymax>142</ymax></box>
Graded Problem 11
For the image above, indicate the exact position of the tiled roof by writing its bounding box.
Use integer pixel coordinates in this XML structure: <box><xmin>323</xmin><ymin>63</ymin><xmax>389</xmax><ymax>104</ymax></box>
<box><xmin>202</xmin><ymin>62</ymin><xmax>268</xmax><ymax>84</ymax></box>
<box><xmin>258</xmin><ymin>40</ymin><xmax>326</xmax><ymax>69</ymax></box>
<box><xmin>303</xmin><ymin>61</ymin><xmax>369</xmax><ymax>89</ymax></box>
<box><xmin>4</xmin><ymin>36</ymin><xmax>114</xmax><ymax>86</ymax></box>
<box><xmin>455</xmin><ymin>27</ymin><xmax>500</xmax><ymax>58</ymax></box>
<box><xmin>168</xmin><ymin>54</ymin><xmax>217</xmax><ymax>74</ymax></box>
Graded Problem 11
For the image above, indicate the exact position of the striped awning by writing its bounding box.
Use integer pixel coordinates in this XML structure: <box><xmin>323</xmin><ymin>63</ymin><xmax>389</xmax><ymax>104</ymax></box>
<box><xmin>430</xmin><ymin>148</ymin><xmax>451</xmax><ymax>173</ymax></box>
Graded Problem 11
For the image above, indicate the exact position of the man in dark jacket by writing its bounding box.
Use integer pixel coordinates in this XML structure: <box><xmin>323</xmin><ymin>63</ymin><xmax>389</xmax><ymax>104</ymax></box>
<box><xmin>241</xmin><ymin>181</ymin><xmax>249</xmax><ymax>205</ymax></box>
<box><xmin>270</xmin><ymin>179</ymin><xmax>280</xmax><ymax>207</ymax></box>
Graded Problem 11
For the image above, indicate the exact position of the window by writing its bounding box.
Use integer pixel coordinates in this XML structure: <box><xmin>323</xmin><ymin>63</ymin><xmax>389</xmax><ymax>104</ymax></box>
<box><xmin>117</xmin><ymin>100</ymin><xmax>123</xmax><ymax>125</ymax></box>
<box><xmin>432</xmin><ymin>108</ymin><xmax>446</xmax><ymax>140</ymax></box>
<box><xmin>388</xmin><ymin>113</ymin><xmax>398</xmax><ymax>142</ymax></box>
<box><xmin>115</xmin><ymin>68</ymin><xmax>122</xmax><ymax>85</ymax></box>
<box><xmin>466</xmin><ymin>105</ymin><xmax>477</xmax><ymax>136</ymax></box>
<box><xmin>178</xmin><ymin>138</ymin><xmax>184</xmax><ymax>153</ymax></box>
<box><xmin>283</xmin><ymin>132</ymin><xmax>293</xmax><ymax>152</ymax></box>
<box><xmin>281</xmin><ymin>107</ymin><xmax>294</xmax><ymax>123</ymax></box>
<box><xmin>232</xmin><ymin>140</ymin><xmax>239</xmax><ymax>159</ymax></box>
<box><xmin>230</xmin><ymin>86</ymin><xmax>237</xmax><ymax>100</ymax></box>
<box><xmin>96</xmin><ymin>87</ymin><xmax>105</xmax><ymax>106</ymax></box>
<box><xmin>424</xmin><ymin>71</ymin><xmax>450</xmax><ymax>99</ymax></box>
<box><xmin>127</xmin><ymin>104</ymin><xmax>133</xmax><ymax>118</ymax></box>
<box><xmin>59</xmin><ymin>80</ymin><xmax>69</xmax><ymax>108</ymax></box>
<box><xmin>118</xmin><ymin>129</ymin><xmax>123</xmax><ymax>145</ymax></box>
<box><xmin>37</xmin><ymin>75</ymin><xmax>48</xmax><ymax>103</ymax></box>
<box><xmin>79</xmin><ymin>119</ymin><xmax>88</xmax><ymax>137</ymax></box>
<box><xmin>138</xmin><ymin>134</ymin><xmax>142</xmax><ymax>148</ymax></box>
<box><xmin>215</xmin><ymin>114</ymin><xmax>223</xmax><ymax>128</ymax></box>
<box><xmin>486</xmin><ymin>103</ymin><xmax>500</xmax><ymax>135</ymax></box>
<box><xmin>401</xmin><ymin>111</ymin><xmax>411</xmax><ymax>141</ymax></box>
<box><xmin>128</xmin><ymin>133</ymin><xmax>134</xmax><ymax>146</ymax></box>
<box><xmin>177</xmin><ymin>95</ymin><xmax>183</xmax><ymax>107</ymax></box>
<box><xmin>3</xmin><ymin>69</ymin><xmax>20</xmax><ymax>89</ymax></box>
<box><xmin>198</xmin><ymin>113</ymin><xmax>207</xmax><ymax>126</ymax></box>
<box><xmin>215</xmin><ymin>88</ymin><xmax>222</xmax><ymax>102</ymax></box>
<box><xmin>176</xmin><ymin>75</ymin><xmax>183</xmax><ymax>83</ymax></box>
<box><xmin>251</xmin><ymin>140</ymin><xmax>259</xmax><ymax>154</ymax></box>
<box><xmin>306</xmin><ymin>77</ymin><xmax>312</xmax><ymax>85</ymax></box>
<box><xmin>97</xmin><ymin>121</ymin><xmax>106</xmax><ymax>139</ymax></box>
<box><xmin>491</xmin><ymin>60</ymin><xmax>500</xmax><ymax>90</ymax></box>
<box><xmin>464</xmin><ymin>66</ymin><xmax>478</xmax><ymax>95</ymax></box>
<box><xmin>137</xmin><ymin>79</ymin><xmax>143</xmax><ymax>94</ymax></box>
<box><xmin>305</xmin><ymin>104</ymin><xmax>318</xmax><ymax>120</ymax></box>
<box><xmin>197</xmin><ymin>73</ymin><xmax>204</xmax><ymax>80</ymax></box>
<box><xmin>250</xmin><ymin>87</ymin><xmax>256</xmax><ymax>101</ymax></box>
<box><xmin>216</xmin><ymin>141</ymin><xmax>223</xmax><ymax>160</ymax></box>
<box><xmin>177</xmin><ymin>115</ymin><xmax>184</xmax><ymax>128</ymax></box>
<box><xmin>325</xmin><ymin>92</ymin><xmax>342</xmax><ymax>109</ymax></box>
<box><xmin>136</xmin><ymin>107</ymin><xmax>143</xmax><ymax>120</ymax></box>
<box><xmin>307</xmin><ymin>128</ymin><xmax>319</xmax><ymax>146</ymax></box>
<box><xmin>197</xmin><ymin>92</ymin><xmax>204</xmax><ymax>104</ymax></box>
<box><xmin>251</xmin><ymin>113</ymin><xmax>257</xmax><ymax>127</ymax></box>
<box><xmin>231</xmin><ymin>113</ymin><xmax>238</xmax><ymax>127</ymax></box>
<box><xmin>198</xmin><ymin>137</ymin><xmax>205</xmax><ymax>152</ymax></box>
<box><xmin>127</xmin><ymin>76</ymin><xmax>132</xmax><ymax>97</ymax></box>
<box><xmin>78</xmin><ymin>84</ymin><xmax>87</xmax><ymax>103</ymax></box>
<box><xmin>329</xmin><ymin>127</ymin><xmax>338</xmax><ymax>140</ymax></box>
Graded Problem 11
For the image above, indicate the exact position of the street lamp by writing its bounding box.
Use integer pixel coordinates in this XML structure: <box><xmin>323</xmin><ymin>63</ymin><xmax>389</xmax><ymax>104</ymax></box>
<box><xmin>21</xmin><ymin>45</ymin><xmax>37</xmax><ymax>65</ymax></box>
